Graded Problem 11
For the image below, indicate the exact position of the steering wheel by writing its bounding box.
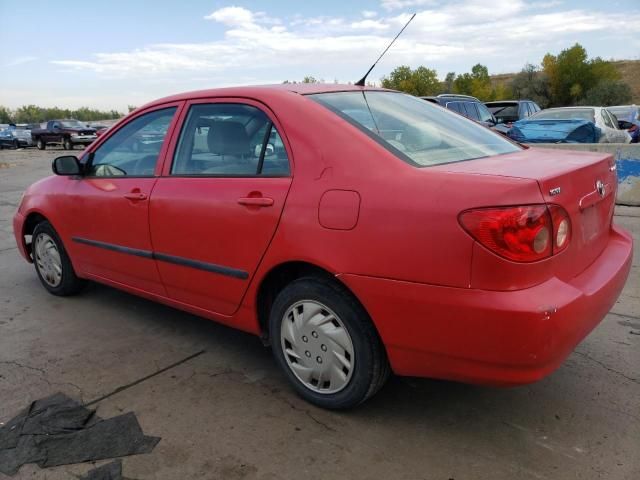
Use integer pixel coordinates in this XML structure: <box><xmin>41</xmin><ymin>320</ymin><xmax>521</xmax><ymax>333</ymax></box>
<box><xmin>92</xmin><ymin>164</ymin><xmax>126</xmax><ymax>176</ymax></box>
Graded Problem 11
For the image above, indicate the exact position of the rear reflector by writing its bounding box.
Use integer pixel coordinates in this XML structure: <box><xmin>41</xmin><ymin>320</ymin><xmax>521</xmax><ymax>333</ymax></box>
<box><xmin>459</xmin><ymin>204</ymin><xmax>571</xmax><ymax>262</ymax></box>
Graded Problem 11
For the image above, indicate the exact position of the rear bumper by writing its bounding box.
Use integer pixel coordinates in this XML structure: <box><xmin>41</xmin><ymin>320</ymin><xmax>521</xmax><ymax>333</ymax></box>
<box><xmin>338</xmin><ymin>225</ymin><xmax>633</xmax><ymax>386</ymax></box>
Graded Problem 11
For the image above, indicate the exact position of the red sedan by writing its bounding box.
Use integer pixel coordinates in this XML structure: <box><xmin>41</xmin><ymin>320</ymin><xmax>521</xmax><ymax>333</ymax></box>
<box><xmin>13</xmin><ymin>84</ymin><xmax>633</xmax><ymax>409</ymax></box>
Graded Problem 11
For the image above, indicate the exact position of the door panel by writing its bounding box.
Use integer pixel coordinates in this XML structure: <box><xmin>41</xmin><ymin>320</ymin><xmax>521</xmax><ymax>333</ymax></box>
<box><xmin>149</xmin><ymin>177</ymin><xmax>291</xmax><ymax>314</ymax></box>
<box><xmin>64</xmin><ymin>105</ymin><xmax>180</xmax><ymax>293</ymax></box>
<box><xmin>149</xmin><ymin>99</ymin><xmax>293</xmax><ymax>315</ymax></box>
<box><xmin>65</xmin><ymin>177</ymin><xmax>164</xmax><ymax>293</ymax></box>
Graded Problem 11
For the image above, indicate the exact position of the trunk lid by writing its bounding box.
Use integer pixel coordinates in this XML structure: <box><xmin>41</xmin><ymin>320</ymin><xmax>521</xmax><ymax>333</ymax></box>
<box><xmin>435</xmin><ymin>147</ymin><xmax>617</xmax><ymax>280</ymax></box>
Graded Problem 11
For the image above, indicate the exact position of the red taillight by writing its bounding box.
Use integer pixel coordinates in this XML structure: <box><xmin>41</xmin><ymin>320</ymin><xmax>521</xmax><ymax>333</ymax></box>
<box><xmin>459</xmin><ymin>204</ymin><xmax>571</xmax><ymax>262</ymax></box>
<box><xmin>548</xmin><ymin>204</ymin><xmax>571</xmax><ymax>254</ymax></box>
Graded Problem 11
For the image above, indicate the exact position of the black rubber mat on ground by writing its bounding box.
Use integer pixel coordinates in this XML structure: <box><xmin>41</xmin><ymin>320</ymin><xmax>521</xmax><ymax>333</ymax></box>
<box><xmin>0</xmin><ymin>393</ymin><xmax>159</xmax><ymax>476</ymax></box>
<box><xmin>80</xmin><ymin>460</ymin><xmax>123</xmax><ymax>480</ymax></box>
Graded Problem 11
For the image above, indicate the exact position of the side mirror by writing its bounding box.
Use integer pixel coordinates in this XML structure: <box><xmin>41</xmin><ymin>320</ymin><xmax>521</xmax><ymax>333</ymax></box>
<box><xmin>52</xmin><ymin>155</ymin><xmax>82</xmax><ymax>176</ymax></box>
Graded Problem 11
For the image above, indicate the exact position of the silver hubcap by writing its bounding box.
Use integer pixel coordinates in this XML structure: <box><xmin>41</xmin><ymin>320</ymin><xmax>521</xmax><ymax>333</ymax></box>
<box><xmin>34</xmin><ymin>233</ymin><xmax>62</xmax><ymax>287</ymax></box>
<box><xmin>280</xmin><ymin>300</ymin><xmax>355</xmax><ymax>394</ymax></box>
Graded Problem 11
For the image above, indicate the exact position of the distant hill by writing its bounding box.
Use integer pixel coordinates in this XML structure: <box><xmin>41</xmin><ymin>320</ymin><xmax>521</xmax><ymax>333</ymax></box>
<box><xmin>490</xmin><ymin>59</ymin><xmax>640</xmax><ymax>104</ymax></box>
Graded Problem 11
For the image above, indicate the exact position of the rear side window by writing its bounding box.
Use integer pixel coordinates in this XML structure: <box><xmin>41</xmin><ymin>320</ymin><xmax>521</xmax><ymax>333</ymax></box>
<box><xmin>310</xmin><ymin>91</ymin><xmax>520</xmax><ymax>167</ymax></box>
<box><xmin>172</xmin><ymin>103</ymin><xmax>290</xmax><ymax>176</ymax></box>
<box><xmin>463</xmin><ymin>103</ymin><xmax>481</xmax><ymax>121</ymax></box>
<box><xmin>446</xmin><ymin>102</ymin><xmax>462</xmax><ymax>114</ymax></box>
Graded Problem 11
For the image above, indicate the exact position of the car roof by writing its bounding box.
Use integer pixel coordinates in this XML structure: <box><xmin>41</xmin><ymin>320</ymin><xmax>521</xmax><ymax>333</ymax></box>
<box><xmin>141</xmin><ymin>83</ymin><xmax>390</xmax><ymax>110</ymax></box>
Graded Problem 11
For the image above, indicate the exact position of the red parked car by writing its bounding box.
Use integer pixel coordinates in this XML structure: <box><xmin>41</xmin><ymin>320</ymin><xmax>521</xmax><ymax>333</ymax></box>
<box><xmin>13</xmin><ymin>84</ymin><xmax>633</xmax><ymax>409</ymax></box>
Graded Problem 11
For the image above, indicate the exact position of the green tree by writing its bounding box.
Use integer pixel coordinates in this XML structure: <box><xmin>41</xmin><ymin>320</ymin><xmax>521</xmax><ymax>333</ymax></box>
<box><xmin>581</xmin><ymin>80</ymin><xmax>632</xmax><ymax>106</ymax></box>
<box><xmin>0</xmin><ymin>106</ymin><xmax>12</xmax><ymax>123</ymax></box>
<box><xmin>442</xmin><ymin>72</ymin><xmax>456</xmax><ymax>93</ymax></box>
<box><xmin>541</xmin><ymin>43</ymin><xmax>625</xmax><ymax>106</ymax></box>
<box><xmin>381</xmin><ymin>65</ymin><xmax>440</xmax><ymax>96</ymax></box>
<box><xmin>510</xmin><ymin>64</ymin><xmax>551</xmax><ymax>107</ymax></box>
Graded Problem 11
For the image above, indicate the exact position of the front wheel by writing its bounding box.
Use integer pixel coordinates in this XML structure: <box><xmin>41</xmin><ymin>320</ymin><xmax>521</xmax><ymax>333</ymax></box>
<box><xmin>63</xmin><ymin>137</ymin><xmax>73</xmax><ymax>150</ymax></box>
<box><xmin>13</xmin><ymin>139</ymin><xmax>20</xmax><ymax>149</ymax></box>
<box><xmin>32</xmin><ymin>221</ymin><xmax>87</xmax><ymax>296</ymax></box>
<box><xmin>269</xmin><ymin>276</ymin><xmax>389</xmax><ymax>409</ymax></box>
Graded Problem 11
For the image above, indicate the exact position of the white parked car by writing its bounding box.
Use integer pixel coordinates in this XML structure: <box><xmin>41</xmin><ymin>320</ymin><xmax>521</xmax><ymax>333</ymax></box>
<box><xmin>530</xmin><ymin>106</ymin><xmax>631</xmax><ymax>143</ymax></box>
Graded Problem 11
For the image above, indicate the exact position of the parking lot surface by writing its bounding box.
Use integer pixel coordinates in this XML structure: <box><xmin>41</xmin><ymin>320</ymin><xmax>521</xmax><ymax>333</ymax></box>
<box><xmin>1</xmin><ymin>148</ymin><xmax>639</xmax><ymax>479</ymax></box>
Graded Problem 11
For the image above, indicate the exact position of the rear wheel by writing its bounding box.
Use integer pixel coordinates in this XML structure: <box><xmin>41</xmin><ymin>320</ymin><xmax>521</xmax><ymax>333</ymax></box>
<box><xmin>36</xmin><ymin>138</ymin><xmax>46</xmax><ymax>150</ymax></box>
<box><xmin>63</xmin><ymin>137</ymin><xmax>73</xmax><ymax>150</ymax></box>
<box><xmin>269</xmin><ymin>276</ymin><xmax>389</xmax><ymax>409</ymax></box>
<box><xmin>32</xmin><ymin>221</ymin><xmax>86</xmax><ymax>296</ymax></box>
<box><xmin>13</xmin><ymin>139</ymin><xmax>19</xmax><ymax>149</ymax></box>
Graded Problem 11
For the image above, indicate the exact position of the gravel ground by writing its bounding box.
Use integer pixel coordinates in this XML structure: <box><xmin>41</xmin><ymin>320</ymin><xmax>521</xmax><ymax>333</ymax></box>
<box><xmin>0</xmin><ymin>147</ymin><xmax>639</xmax><ymax>480</ymax></box>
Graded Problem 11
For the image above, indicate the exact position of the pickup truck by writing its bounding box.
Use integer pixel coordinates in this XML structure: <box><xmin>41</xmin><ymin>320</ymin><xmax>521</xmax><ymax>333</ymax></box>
<box><xmin>31</xmin><ymin>120</ymin><xmax>97</xmax><ymax>150</ymax></box>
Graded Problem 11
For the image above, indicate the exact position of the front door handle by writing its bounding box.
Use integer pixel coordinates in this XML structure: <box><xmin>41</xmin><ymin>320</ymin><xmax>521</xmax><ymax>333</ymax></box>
<box><xmin>237</xmin><ymin>197</ymin><xmax>274</xmax><ymax>207</ymax></box>
<box><xmin>124</xmin><ymin>191</ymin><xmax>147</xmax><ymax>201</ymax></box>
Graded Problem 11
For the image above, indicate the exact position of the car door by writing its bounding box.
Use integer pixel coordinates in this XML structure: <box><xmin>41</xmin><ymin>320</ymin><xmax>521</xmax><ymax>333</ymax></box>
<box><xmin>149</xmin><ymin>99</ymin><xmax>293</xmax><ymax>315</ymax></box>
<box><xmin>604</xmin><ymin>109</ymin><xmax>629</xmax><ymax>143</ymax></box>
<box><xmin>63</xmin><ymin>104</ymin><xmax>181</xmax><ymax>294</ymax></box>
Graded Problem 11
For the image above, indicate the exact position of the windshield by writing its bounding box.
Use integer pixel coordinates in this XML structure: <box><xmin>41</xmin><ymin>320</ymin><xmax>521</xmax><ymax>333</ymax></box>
<box><xmin>532</xmin><ymin>108</ymin><xmax>595</xmax><ymax>122</ymax></box>
<box><xmin>60</xmin><ymin>120</ymin><xmax>88</xmax><ymax>128</ymax></box>
<box><xmin>310</xmin><ymin>91</ymin><xmax>520</xmax><ymax>167</ymax></box>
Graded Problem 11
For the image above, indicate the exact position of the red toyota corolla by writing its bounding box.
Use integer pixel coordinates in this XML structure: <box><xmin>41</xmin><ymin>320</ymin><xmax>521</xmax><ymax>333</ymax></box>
<box><xmin>13</xmin><ymin>84</ymin><xmax>633</xmax><ymax>408</ymax></box>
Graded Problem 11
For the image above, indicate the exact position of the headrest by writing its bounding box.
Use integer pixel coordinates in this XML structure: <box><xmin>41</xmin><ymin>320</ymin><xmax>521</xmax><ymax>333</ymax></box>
<box><xmin>207</xmin><ymin>121</ymin><xmax>251</xmax><ymax>155</ymax></box>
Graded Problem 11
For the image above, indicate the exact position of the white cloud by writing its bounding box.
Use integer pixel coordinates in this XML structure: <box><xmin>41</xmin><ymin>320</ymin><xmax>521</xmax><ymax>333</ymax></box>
<box><xmin>351</xmin><ymin>19</ymin><xmax>389</xmax><ymax>30</ymax></box>
<box><xmin>204</xmin><ymin>6</ymin><xmax>254</xmax><ymax>25</ymax></box>
<box><xmin>362</xmin><ymin>10</ymin><xmax>378</xmax><ymax>18</ymax></box>
<box><xmin>51</xmin><ymin>2</ymin><xmax>640</xmax><ymax>84</ymax></box>
<box><xmin>380</xmin><ymin>0</ymin><xmax>437</xmax><ymax>11</ymax></box>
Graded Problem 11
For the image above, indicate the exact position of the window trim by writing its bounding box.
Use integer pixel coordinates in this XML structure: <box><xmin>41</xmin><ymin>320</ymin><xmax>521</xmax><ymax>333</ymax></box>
<box><xmin>162</xmin><ymin>98</ymin><xmax>293</xmax><ymax>178</ymax></box>
<box><xmin>80</xmin><ymin>101</ymin><xmax>184</xmax><ymax>179</ymax></box>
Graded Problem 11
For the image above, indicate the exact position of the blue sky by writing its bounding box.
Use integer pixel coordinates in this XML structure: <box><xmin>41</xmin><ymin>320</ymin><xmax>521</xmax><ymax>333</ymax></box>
<box><xmin>1</xmin><ymin>0</ymin><xmax>638</xmax><ymax>111</ymax></box>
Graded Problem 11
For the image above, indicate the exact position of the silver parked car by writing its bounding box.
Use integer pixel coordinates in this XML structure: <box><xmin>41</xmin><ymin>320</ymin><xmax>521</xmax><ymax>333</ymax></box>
<box><xmin>0</xmin><ymin>124</ymin><xmax>34</xmax><ymax>149</ymax></box>
<box><xmin>530</xmin><ymin>106</ymin><xmax>631</xmax><ymax>143</ymax></box>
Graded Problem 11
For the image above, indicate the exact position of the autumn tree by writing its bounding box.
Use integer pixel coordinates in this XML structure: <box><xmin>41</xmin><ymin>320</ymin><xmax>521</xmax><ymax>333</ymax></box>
<box><xmin>381</xmin><ymin>65</ymin><xmax>440</xmax><ymax>96</ymax></box>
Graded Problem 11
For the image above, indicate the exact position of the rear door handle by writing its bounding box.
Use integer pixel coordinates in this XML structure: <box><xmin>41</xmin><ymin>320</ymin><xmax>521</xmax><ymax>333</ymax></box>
<box><xmin>124</xmin><ymin>192</ymin><xmax>148</xmax><ymax>201</ymax></box>
<box><xmin>237</xmin><ymin>197</ymin><xmax>274</xmax><ymax>207</ymax></box>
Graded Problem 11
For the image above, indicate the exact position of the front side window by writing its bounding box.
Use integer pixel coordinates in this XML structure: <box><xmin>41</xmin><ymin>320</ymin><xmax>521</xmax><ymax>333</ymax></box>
<box><xmin>172</xmin><ymin>103</ymin><xmax>290</xmax><ymax>176</ymax></box>
<box><xmin>311</xmin><ymin>91</ymin><xmax>520</xmax><ymax>167</ymax></box>
<box><xmin>87</xmin><ymin>107</ymin><xmax>176</xmax><ymax>177</ymax></box>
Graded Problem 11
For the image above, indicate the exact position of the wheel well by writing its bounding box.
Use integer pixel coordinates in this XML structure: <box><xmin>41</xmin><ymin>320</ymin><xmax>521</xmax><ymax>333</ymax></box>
<box><xmin>22</xmin><ymin>212</ymin><xmax>48</xmax><ymax>257</ymax></box>
<box><xmin>256</xmin><ymin>261</ymin><xmax>370</xmax><ymax>346</ymax></box>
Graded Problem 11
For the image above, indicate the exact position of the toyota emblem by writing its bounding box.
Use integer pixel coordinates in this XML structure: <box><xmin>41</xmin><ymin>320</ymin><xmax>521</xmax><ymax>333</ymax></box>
<box><xmin>596</xmin><ymin>180</ymin><xmax>606</xmax><ymax>198</ymax></box>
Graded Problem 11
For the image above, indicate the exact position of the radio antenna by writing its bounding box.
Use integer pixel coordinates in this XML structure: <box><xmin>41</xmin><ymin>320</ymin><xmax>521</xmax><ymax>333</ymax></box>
<box><xmin>355</xmin><ymin>13</ymin><xmax>416</xmax><ymax>87</ymax></box>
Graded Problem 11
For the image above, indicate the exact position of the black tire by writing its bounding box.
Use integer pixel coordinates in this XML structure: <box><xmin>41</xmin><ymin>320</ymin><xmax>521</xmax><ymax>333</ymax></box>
<box><xmin>36</xmin><ymin>138</ymin><xmax>46</xmax><ymax>150</ymax></box>
<box><xmin>63</xmin><ymin>137</ymin><xmax>73</xmax><ymax>150</ymax></box>
<box><xmin>269</xmin><ymin>276</ymin><xmax>389</xmax><ymax>409</ymax></box>
<box><xmin>13</xmin><ymin>139</ymin><xmax>20</xmax><ymax>149</ymax></box>
<box><xmin>32</xmin><ymin>221</ymin><xmax>87</xmax><ymax>296</ymax></box>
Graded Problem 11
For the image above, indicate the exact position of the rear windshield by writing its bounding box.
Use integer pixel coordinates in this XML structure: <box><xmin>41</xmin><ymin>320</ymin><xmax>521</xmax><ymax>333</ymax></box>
<box><xmin>608</xmin><ymin>107</ymin><xmax>633</xmax><ymax>121</ymax></box>
<box><xmin>487</xmin><ymin>103</ymin><xmax>519</xmax><ymax>117</ymax></box>
<box><xmin>310</xmin><ymin>91</ymin><xmax>520</xmax><ymax>167</ymax></box>
<box><xmin>531</xmin><ymin>108</ymin><xmax>595</xmax><ymax>122</ymax></box>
